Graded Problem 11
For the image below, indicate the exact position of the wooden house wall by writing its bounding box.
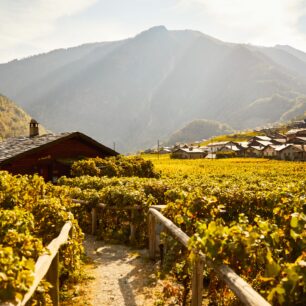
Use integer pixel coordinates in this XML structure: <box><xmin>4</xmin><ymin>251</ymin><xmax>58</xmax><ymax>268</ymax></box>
<box><xmin>263</xmin><ymin>147</ymin><xmax>277</xmax><ymax>157</ymax></box>
<box><xmin>277</xmin><ymin>147</ymin><xmax>301</xmax><ymax>161</ymax></box>
<box><xmin>0</xmin><ymin>138</ymin><xmax>113</xmax><ymax>181</ymax></box>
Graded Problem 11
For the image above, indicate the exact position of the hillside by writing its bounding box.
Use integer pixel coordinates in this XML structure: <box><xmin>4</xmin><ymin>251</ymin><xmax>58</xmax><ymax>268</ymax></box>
<box><xmin>0</xmin><ymin>26</ymin><xmax>306</xmax><ymax>151</ymax></box>
<box><xmin>165</xmin><ymin>119</ymin><xmax>233</xmax><ymax>145</ymax></box>
<box><xmin>0</xmin><ymin>94</ymin><xmax>46</xmax><ymax>139</ymax></box>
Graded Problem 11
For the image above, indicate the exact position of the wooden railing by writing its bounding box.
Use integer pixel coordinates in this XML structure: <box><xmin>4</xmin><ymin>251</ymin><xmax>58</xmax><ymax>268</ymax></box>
<box><xmin>91</xmin><ymin>203</ymin><xmax>141</xmax><ymax>243</ymax></box>
<box><xmin>72</xmin><ymin>199</ymin><xmax>141</xmax><ymax>243</ymax></box>
<box><xmin>0</xmin><ymin>222</ymin><xmax>72</xmax><ymax>306</ymax></box>
<box><xmin>72</xmin><ymin>200</ymin><xmax>270</xmax><ymax>305</ymax></box>
<box><xmin>148</xmin><ymin>207</ymin><xmax>271</xmax><ymax>306</ymax></box>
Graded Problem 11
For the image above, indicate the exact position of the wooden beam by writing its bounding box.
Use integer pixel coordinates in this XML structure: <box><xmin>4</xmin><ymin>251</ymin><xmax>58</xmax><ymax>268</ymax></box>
<box><xmin>202</xmin><ymin>258</ymin><xmax>271</xmax><ymax>306</ymax></box>
<box><xmin>191</xmin><ymin>254</ymin><xmax>203</xmax><ymax>306</ymax></box>
<box><xmin>19</xmin><ymin>222</ymin><xmax>72</xmax><ymax>306</ymax></box>
<box><xmin>91</xmin><ymin>207</ymin><xmax>97</xmax><ymax>235</ymax></box>
<box><xmin>46</xmin><ymin>253</ymin><xmax>59</xmax><ymax>306</ymax></box>
<box><xmin>130</xmin><ymin>209</ymin><xmax>136</xmax><ymax>243</ymax></box>
<box><xmin>97</xmin><ymin>203</ymin><xmax>142</xmax><ymax>210</ymax></box>
<box><xmin>73</xmin><ymin>199</ymin><xmax>167</xmax><ymax>211</ymax></box>
<box><xmin>148</xmin><ymin>214</ymin><xmax>156</xmax><ymax>259</ymax></box>
<box><xmin>149</xmin><ymin>208</ymin><xmax>189</xmax><ymax>247</ymax></box>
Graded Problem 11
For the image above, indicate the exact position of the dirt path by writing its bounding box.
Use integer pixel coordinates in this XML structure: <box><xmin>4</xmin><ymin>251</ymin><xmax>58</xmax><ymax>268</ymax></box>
<box><xmin>77</xmin><ymin>235</ymin><xmax>160</xmax><ymax>306</ymax></box>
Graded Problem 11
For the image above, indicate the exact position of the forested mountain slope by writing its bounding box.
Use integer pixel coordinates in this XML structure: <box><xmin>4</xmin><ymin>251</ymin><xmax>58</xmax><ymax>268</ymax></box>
<box><xmin>0</xmin><ymin>94</ymin><xmax>46</xmax><ymax>139</ymax></box>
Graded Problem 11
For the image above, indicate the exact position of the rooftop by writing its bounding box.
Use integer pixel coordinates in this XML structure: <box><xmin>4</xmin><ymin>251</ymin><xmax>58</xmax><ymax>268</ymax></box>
<box><xmin>286</xmin><ymin>128</ymin><xmax>306</xmax><ymax>135</ymax></box>
<box><xmin>0</xmin><ymin>133</ymin><xmax>73</xmax><ymax>163</ymax></box>
<box><xmin>0</xmin><ymin>132</ymin><xmax>118</xmax><ymax>164</ymax></box>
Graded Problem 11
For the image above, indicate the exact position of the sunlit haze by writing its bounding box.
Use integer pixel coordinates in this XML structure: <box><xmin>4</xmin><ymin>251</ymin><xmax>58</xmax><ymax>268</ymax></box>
<box><xmin>1</xmin><ymin>0</ymin><xmax>306</xmax><ymax>63</ymax></box>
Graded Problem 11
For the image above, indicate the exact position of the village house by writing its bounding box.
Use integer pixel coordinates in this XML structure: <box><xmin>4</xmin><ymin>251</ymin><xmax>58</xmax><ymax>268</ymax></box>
<box><xmin>153</xmin><ymin>124</ymin><xmax>306</xmax><ymax>161</ymax></box>
<box><xmin>288</xmin><ymin>136</ymin><xmax>306</xmax><ymax>145</ymax></box>
<box><xmin>158</xmin><ymin>147</ymin><xmax>172</xmax><ymax>154</ymax></box>
<box><xmin>216</xmin><ymin>145</ymin><xmax>241</xmax><ymax>158</ymax></box>
<box><xmin>171</xmin><ymin>147</ymin><xmax>207</xmax><ymax>159</ymax></box>
<box><xmin>0</xmin><ymin>120</ymin><xmax>118</xmax><ymax>182</ymax></box>
<box><xmin>286</xmin><ymin>128</ymin><xmax>306</xmax><ymax>141</ymax></box>
<box><xmin>275</xmin><ymin>144</ymin><xmax>306</xmax><ymax>161</ymax></box>
<box><xmin>248</xmin><ymin>136</ymin><xmax>272</xmax><ymax>148</ymax></box>
<box><xmin>245</xmin><ymin>146</ymin><xmax>264</xmax><ymax>157</ymax></box>
<box><xmin>248</xmin><ymin>136</ymin><xmax>272</xmax><ymax>142</ymax></box>
<box><xmin>270</xmin><ymin>138</ymin><xmax>287</xmax><ymax>145</ymax></box>
<box><xmin>207</xmin><ymin>141</ymin><xmax>238</xmax><ymax>153</ymax></box>
<box><xmin>262</xmin><ymin>145</ymin><xmax>279</xmax><ymax>158</ymax></box>
<box><xmin>271</xmin><ymin>132</ymin><xmax>287</xmax><ymax>140</ymax></box>
<box><xmin>288</xmin><ymin>119</ymin><xmax>306</xmax><ymax>129</ymax></box>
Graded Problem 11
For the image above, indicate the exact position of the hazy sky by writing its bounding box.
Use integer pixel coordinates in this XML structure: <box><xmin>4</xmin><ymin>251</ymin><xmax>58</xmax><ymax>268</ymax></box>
<box><xmin>1</xmin><ymin>0</ymin><xmax>306</xmax><ymax>63</ymax></box>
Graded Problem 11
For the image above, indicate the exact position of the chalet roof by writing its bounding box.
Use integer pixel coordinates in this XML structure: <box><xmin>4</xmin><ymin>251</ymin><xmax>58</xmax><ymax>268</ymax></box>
<box><xmin>207</xmin><ymin>141</ymin><xmax>231</xmax><ymax>147</ymax></box>
<box><xmin>173</xmin><ymin>148</ymin><xmax>205</xmax><ymax>154</ymax></box>
<box><xmin>274</xmin><ymin>144</ymin><xmax>289</xmax><ymax>152</ymax></box>
<box><xmin>159</xmin><ymin>149</ymin><xmax>171</xmax><ymax>153</ymax></box>
<box><xmin>293</xmin><ymin>144</ymin><xmax>306</xmax><ymax>152</ymax></box>
<box><xmin>263</xmin><ymin>144</ymin><xmax>286</xmax><ymax>151</ymax></box>
<box><xmin>286</xmin><ymin>128</ymin><xmax>306</xmax><ymax>135</ymax></box>
<box><xmin>249</xmin><ymin>146</ymin><xmax>265</xmax><ymax>151</ymax></box>
<box><xmin>253</xmin><ymin>136</ymin><xmax>271</xmax><ymax>141</ymax></box>
<box><xmin>0</xmin><ymin>132</ymin><xmax>118</xmax><ymax>164</ymax></box>
<box><xmin>238</xmin><ymin>142</ymin><xmax>249</xmax><ymax>148</ymax></box>
<box><xmin>256</xmin><ymin>140</ymin><xmax>273</xmax><ymax>146</ymax></box>
<box><xmin>272</xmin><ymin>138</ymin><xmax>286</xmax><ymax>143</ymax></box>
<box><xmin>221</xmin><ymin>145</ymin><xmax>241</xmax><ymax>152</ymax></box>
<box><xmin>290</xmin><ymin>137</ymin><xmax>306</xmax><ymax>142</ymax></box>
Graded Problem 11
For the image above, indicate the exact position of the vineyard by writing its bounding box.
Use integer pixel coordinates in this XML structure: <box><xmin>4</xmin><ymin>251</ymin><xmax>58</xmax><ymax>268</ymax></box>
<box><xmin>0</xmin><ymin>155</ymin><xmax>305</xmax><ymax>305</ymax></box>
<box><xmin>0</xmin><ymin>173</ymin><xmax>84</xmax><ymax>304</ymax></box>
<box><xmin>146</xmin><ymin>155</ymin><xmax>306</xmax><ymax>305</ymax></box>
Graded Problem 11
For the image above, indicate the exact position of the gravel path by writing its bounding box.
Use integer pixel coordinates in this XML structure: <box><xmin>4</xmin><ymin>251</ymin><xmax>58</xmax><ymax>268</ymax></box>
<box><xmin>81</xmin><ymin>235</ymin><xmax>159</xmax><ymax>306</ymax></box>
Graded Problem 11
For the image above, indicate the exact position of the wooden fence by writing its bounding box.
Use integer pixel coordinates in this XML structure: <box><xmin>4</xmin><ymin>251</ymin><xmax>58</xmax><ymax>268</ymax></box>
<box><xmin>148</xmin><ymin>207</ymin><xmax>271</xmax><ymax>306</ymax></box>
<box><xmin>0</xmin><ymin>222</ymin><xmax>72</xmax><ymax>306</ymax></box>
<box><xmin>63</xmin><ymin>200</ymin><xmax>271</xmax><ymax>305</ymax></box>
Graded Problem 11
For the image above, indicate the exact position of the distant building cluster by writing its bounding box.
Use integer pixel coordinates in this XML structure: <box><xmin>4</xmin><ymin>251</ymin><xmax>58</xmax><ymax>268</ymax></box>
<box><xmin>146</xmin><ymin>127</ymin><xmax>306</xmax><ymax>161</ymax></box>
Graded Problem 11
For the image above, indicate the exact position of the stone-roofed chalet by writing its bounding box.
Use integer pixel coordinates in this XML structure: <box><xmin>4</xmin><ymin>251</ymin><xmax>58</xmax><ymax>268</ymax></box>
<box><xmin>0</xmin><ymin>120</ymin><xmax>118</xmax><ymax>181</ymax></box>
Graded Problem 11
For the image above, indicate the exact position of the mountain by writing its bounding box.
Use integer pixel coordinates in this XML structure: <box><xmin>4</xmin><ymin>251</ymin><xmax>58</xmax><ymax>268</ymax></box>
<box><xmin>165</xmin><ymin>119</ymin><xmax>233</xmax><ymax>145</ymax></box>
<box><xmin>0</xmin><ymin>26</ymin><xmax>306</xmax><ymax>152</ymax></box>
<box><xmin>275</xmin><ymin>45</ymin><xmax>306</xmax><ymax>64</ymax></box>
<box><xmin>0</xmin><ymin>94</ymin><xmax>46</xmax><ymax>139</ymax></box>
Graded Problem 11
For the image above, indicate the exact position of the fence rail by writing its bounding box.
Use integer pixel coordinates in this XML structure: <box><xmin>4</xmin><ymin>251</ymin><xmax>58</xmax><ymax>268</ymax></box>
<box><xmin>0</xmin><ymin>222</ymin><xmax>72</xmax><ymax>306</ymax></box>
<box><xmin>72</xmin><ymin>199</ymin><xmax>270</xmax><ymax>306</ymax></box>
<box><xmin>148</xmin><ymin>207</ymin><xmax>271</xmax><ymax>306</ymax></box>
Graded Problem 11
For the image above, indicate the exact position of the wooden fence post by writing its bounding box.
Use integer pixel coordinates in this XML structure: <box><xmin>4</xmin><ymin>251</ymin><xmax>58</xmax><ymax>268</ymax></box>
<box><xmin>46</xmin><ymin>253</ymin><xmax>59</xmax><ymax>306</ymax></box>
<box><xmin>148</xmin><ymin>213</ymin><xmax>156</xmax><ymax>259</ymax></box>
<box><xmin>91</xmin><ymin>207</ymin><xmax>97</xmax><ymax>235</ymax></box>
<box><xmin>130</xmin><ymin>209</ymin><xmax>136</xmax><ymax>243</ymax></box>
<box><xmin>191</xmin><ymin>254</ymin><xmax>203</xmax><ymax>306</ymax></box>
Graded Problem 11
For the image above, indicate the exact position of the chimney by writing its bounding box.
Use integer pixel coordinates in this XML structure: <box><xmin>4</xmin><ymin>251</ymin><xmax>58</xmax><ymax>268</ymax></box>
<box><xmin>29</xmin><ymin>119</ymin><xmax>39</xmax><ymax>137</ymax></box>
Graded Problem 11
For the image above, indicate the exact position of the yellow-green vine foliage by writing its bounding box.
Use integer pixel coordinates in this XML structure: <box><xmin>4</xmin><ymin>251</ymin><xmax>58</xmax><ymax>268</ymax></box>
<box><xmin>0</xmin><ymin>172</ymin><xmax>84</xmax><ymax>304</ymax></box>
<box><xmin>71</xmin><ymin>155</ymin><xmax>160</xmax><ymax>178</ymax></box>
<box><xmin>147</xmin><ymin>156</ymin><xmax>306</xmax><ymax>305</ymax></box>
<box><xmin>58</xmin><ymin>175</ymin><xmax>169</xmax><ymax>244</ymax></box>
<box><xmin>58</xmin><ymin>155</ymin><xmax>306</xmax><ymax>305</ymax></box>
